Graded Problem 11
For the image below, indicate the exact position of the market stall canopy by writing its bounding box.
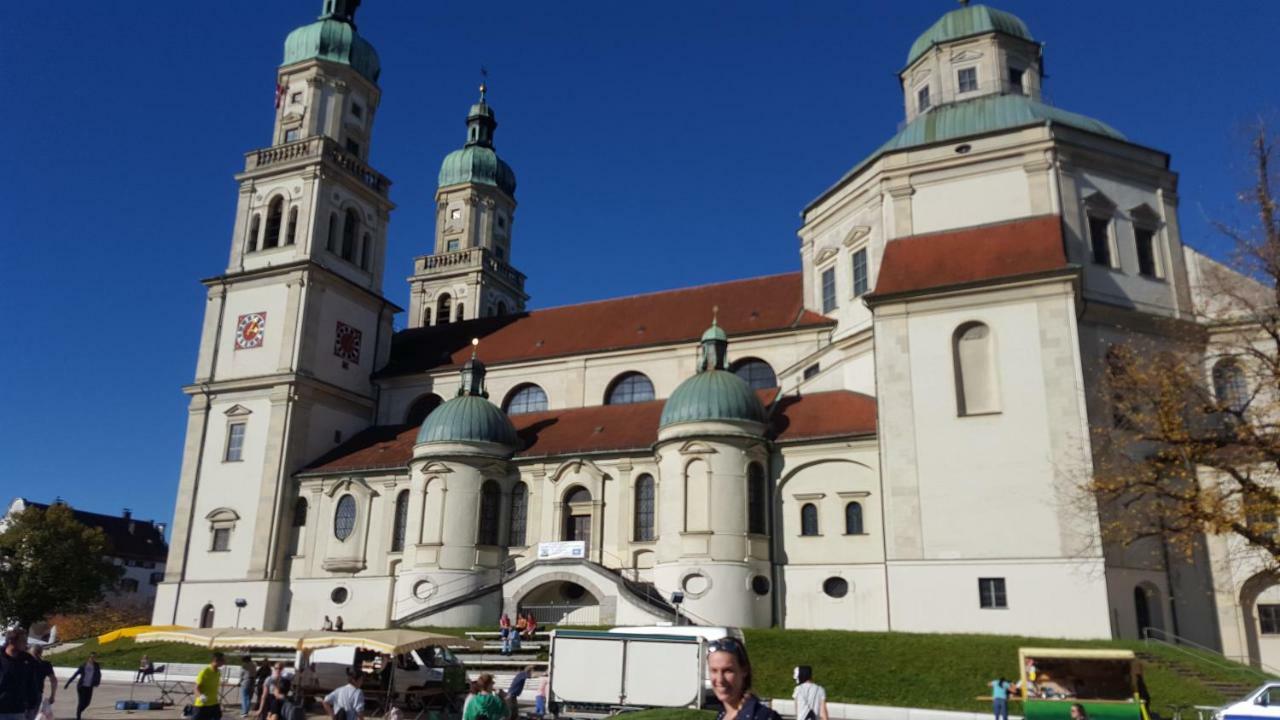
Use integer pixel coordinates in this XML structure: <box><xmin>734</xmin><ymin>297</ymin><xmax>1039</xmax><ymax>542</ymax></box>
<box><xmin>133</xmin><ymin>627</ymin><xmax>481</xmax><ymax>653</ymax></box>
<box><xmin>99</xmin><ymin>625</ymin><xmax>190</xmax><ymax>644</ymax></box>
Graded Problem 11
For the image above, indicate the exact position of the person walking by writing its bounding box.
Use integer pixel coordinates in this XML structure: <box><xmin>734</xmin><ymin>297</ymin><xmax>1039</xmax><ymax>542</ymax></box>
<box><xmin>322</xmin><ymin>667</ymin><xmax>365</xmax><ymax>720</ymax></box>
<box><xmin>988</xmin><ymin>678</ymin><xmax>1011</xmax><ymax>720</ymax></box>
<box><xmin>194</xmin><ymin>652</ymin><xmax>227</xmax><ymax>720</ymax></box>
<box><xmin>462</xmin><ymin>674</ymin><xmax>505</xmax><ymax>720</ymax></box>
<box><xmin>239</xmin><ymin>657</ymin><xmax>257</xmax><ymax>717</ymax></box>
<box><xmin>792</xmin><ymin>666</ymin><xmax>828</xmax><ymax>720</ymax></box>
<box><xmin>506</xmin><ymin>666</ymin><xmax>533</xmax><ymax>720</ymax></box>
<box><xmin>63</xmin><ymin>651</ymin><xmax>101</xmax><ymax>720</ymax></box>
<box><xmin>0</xmin><ymin>629</ymin><xmax>33</xmax><ymax>720</ymax></box>
<box><xmin>707</xmin><ymin>638</ymin><xmax>781</xmax><ymax>720</ymax></box>
<box><xmin>534</xmin><ymin>672</ymin><xmax>549</xmax><ymax>718</ymax></box>
<box><xmin>257</xmin><ymin>663</ymin><xmax>285</xmax><ymax>720</ymax></box>
<box><xmin>27</xmin><ymin>646</ymin><xmax>55</xmax><ymax>720</ymax></box>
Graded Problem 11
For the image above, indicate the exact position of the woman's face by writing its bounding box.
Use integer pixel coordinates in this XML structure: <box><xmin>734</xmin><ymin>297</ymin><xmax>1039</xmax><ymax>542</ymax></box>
<box><xmin>709</xmin><ymin>651</ymin><xmax>746</xmax><ymax>705</ymax></box>
<box><xmin>1070</xmin><ymin>707</ymin><xmax>1084</xmax><ymax>720</ymax></box>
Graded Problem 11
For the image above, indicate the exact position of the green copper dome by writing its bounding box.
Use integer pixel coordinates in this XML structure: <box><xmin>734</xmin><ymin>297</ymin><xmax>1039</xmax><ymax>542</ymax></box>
<box><xmin>283</xmin><ymin>2</ymin><xmax>380</xmax><ymax>84</ymax></box>
<box><xmin>660</xmin><ymin>318</ymin><xmax>766</xmax><ymax>429</ymax></box>
<box><xmin>416</xmin><ymin>395</ymin><xmax>518</xmax><ymax>446</ymax></box>
<box><xmin>439</xmin><ymin>145</ymin><xmax>517</xmax><ymax>196</ymax></box>
<box><xmin>906</xmin><ymin>4</ymin><xmax>1033</xmax><ymax>67</ymax></box>
<box><xmin>416</xmin><ymin>354</ymin><xmax>518</xmax><ymax>447</ymax></box>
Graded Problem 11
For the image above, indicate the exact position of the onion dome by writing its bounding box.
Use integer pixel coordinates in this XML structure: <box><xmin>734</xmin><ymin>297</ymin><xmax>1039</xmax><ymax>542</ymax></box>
<box><xmin>417</xmin><ymin>343</ymin><xmax>518</xmax><ymax>447</ymax></box>
<box><xmin>438</xmin><ymin>85</ymin><xmax>517</xmax><ymax>197</ymax></box>
<box><xmin>283</xmin><ymin>1</ymin><xmax>380</xmax><ymax>83</ymax></box>
<box><xmin>906</xmin><ymin>3</ymin><xmax>1033</xmax><ymax>67</ymax></box>
<box><xmin>660</xmin><ymin>316</ymin><xmax>767</xmax><ymax>429</ymax></box>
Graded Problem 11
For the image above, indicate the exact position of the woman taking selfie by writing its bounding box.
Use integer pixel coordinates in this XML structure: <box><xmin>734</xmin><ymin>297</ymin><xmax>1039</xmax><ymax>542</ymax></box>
<box><xmin>708</xmin><ymin>638</ymin><xmax>781</xmax><ymax>720</ymax></box>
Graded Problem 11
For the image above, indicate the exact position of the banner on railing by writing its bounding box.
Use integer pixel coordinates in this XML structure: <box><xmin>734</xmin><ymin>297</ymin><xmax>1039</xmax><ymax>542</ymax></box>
<box><xmin>537</xmin><ymin>541</ymin><xmax>586</xmax><ymax>560</ymax></box>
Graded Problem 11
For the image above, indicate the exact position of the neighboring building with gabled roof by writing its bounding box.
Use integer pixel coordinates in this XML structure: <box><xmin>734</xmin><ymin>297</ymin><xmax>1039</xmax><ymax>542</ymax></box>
<box><xmin>4</xmin><ymin>498</ymin><xmax>168</xmax><ymax>609</ymax></box>
<box><xmin>153</xmin><ymin>1</ymin><xmax>1268</xmax><ymax>665</ymax></box>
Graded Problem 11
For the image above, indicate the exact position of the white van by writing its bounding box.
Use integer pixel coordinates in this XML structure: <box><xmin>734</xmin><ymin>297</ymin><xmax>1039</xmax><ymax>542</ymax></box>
<box><xmin>1219</xmin><ymin>682</ymin><xmax>1280</xmax><ymax>720</ymax></box>
<box><xmin>300</xmin><ymin>644</ymin><xmax>464</xmax><ymax>695</ymax></box>
<box><xmin>607</xmin><ymin>625</ymin><xmax>745</xmax><ymax>645</ymax></box>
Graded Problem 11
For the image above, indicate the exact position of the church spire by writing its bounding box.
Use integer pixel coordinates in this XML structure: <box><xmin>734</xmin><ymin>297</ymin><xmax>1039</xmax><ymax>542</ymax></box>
<box><xmin>465</xmin><ymin>82</ymin><xmax>498</xmax><ymax>148</ymax></box>
<box><xmin>698</xmin><ymin>308</ymin><xmax>729</xmax><ymax>372</ymax></box>
<box><xmin>319</xmin><ymin>0</ymin><xmax>361</xmax><ymax>25</ymax></box>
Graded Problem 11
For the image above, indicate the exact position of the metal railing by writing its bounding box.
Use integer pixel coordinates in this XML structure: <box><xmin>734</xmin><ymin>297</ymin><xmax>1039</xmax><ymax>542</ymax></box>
<box><xmin>521</xmin><ymin>603</ymin><xmax>601</xmax><ymax>626</ymax></box>
<box><xmin>1142</xmin><ymin>626</ymin><xmax>1280</xmax><ymax>680</ymax></box>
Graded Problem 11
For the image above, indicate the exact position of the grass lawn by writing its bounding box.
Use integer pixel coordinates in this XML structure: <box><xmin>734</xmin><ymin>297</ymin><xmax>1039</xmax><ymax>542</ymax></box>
<box><xmin>53</xmin><ymin>638</ymin><xmax>217</xmax><ymax>671</ymax></box>
<box><xmin>621</xmin><ymin>710</ymin><xmax>716</xmax><ymax>720</ymax></box>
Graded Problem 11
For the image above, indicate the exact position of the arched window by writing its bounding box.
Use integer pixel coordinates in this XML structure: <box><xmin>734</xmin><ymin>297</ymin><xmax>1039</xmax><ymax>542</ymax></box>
<box><xmin>634</xmin><ymin>474</ymin><xmax>655</xmax><ymax>541</ymax></box>
<box><xmin>845</xmin><ymin>501</ymin><xmax>864</xmax><ymax>535</ymax></box>
<box><xmin>405</xmin><ymin>394</ymin><xmax>443</xmax><ymax>425</ymax></box>
<box><xmin>289</xmin><ymin>497</ymin><xmax>308</xmax><ymax>555</ymax></box>
<box><xmin>747</xmin><ymin>463</ymin><xmax>766</xmax><ymax>535</ymax></box>
<box><xmin>285</xmin><ymin>206</ymin><xmax>298</xmax><ymax>245</ymax></box>
<box><xmin>606</xmin><ymin>372</ymin><xmax>655</xmax><ymax>405</ymax></box>
<box><xmin>953</xmin><ymin>322</ymin><xmax>999</xmax><ymax>415</ymax></box>
<box><xmin>334</xmin><ymin>494</ymin><xmax>357</xmax><ymax>541</ymax></box>
<box><xmin>264</xmin><ymin>196</ymin><xmax>283</xmax><ymax>249</ymax></box>
<box><xmin>477</xmin><ymin>480</ymin><xmax>501</xmax><ymax>546</ymax></box>
<box><xmin>562</xmin><ymin>486</ymin><xmax>592</xmax><ymax>550</ymax></box>
<box><xmin>391</xmin><ymin>489</ymin><xmax>409</xmax><ymax>552</ymax></box>
<box><xmin>504</xmin><ymin>384</ymin><xmax>548</xmax><ymax>415</ymax></box>
<box><xmin>509</xmin><ymin>482</ymin><xmax>528</xmax><ymax>547</ymax></box>
<box><xmin>341</xmin><ymin>208</ymin><xmax>359</xmax><ymax>262</ymax></box>
<box><xmin>326</xmin><ymin>212</ymin><xmax>338</xmax><ymax>252</ymax></box>
<box><xmin>800</xmin><ymin>503</ymin><xmax>819</xmax><ymax>536</ymax></box>
<box><xmin>360</xmin><ymin>233</ymin><xmax>372</xmax><ymax>270</ymax></box>
<box><xmin>732</xmin><ymin>359</ymin><xmax>778</xmax><ymax>391</ymax></box>
<box><xmin>684</xmin><ymin>460</ymin><xmax>709</xmax><ymax>532</ymax></box>
<box><xmin>455</xmin><ymin>303</ymin><xmax>465</xmax><ymax>322</ymax></box>
<box><xmin>498</xmin><ymin>301</ymin><xmax>508</xmax><ymax>316</ymax></box>
<box><xmin>199</xmin><ymin>604</ymin><xmax>215</xmax><ymax>628</ymax></box>
<box><xmin>247</xmin><ymin>213</ymin><xmax>260</xmax><ymax>253</ymax></box>
<box><xmin>1213</xmin><ymin>359</ymin><xmax>1248</xmax><ymax>414</ymax></box>
<box><xmin>436</xmin><ymin>294</ymin><xmax>452</xmax><ymax>326</ymax></box>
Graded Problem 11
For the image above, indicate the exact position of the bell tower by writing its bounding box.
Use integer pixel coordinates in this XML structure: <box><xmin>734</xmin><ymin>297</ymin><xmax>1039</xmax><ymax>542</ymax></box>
<box><xmin>154</xmin><ymin>0</ymin><xmax>398</xmax><ymax>631</ymax></box>
<box><xmin>407</xmin><ymin>87</ymin><xmax>528</xmax><ymax>328</ymax></box>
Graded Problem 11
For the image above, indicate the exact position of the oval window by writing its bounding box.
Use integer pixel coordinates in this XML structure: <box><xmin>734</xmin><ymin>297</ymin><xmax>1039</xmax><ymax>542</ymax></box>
<box><xmin>330</xmin><ymin>586</ymin><xmax>349</xmax><ymax>604</ymax></box>
<box><xmin>334</xmin><ymin>494</ymin><xmax>357</xmax><ymax>541</ymax></box>
<box><xmin>751</xmin><ymin>575</ymin><xmax>771</xmax><ymax>596</ymax></box>
<box><xmin>822</xmin><ymin>577</ymin><xmax>849</xmax><ymax>598</ymax></box>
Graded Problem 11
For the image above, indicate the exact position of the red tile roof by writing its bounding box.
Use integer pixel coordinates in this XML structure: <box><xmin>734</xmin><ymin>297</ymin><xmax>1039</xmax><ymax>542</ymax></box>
<box><xmin>378</xmin><ymin>273</ymin><xmax>833</xmax><ymax>377</ymax></box>
<box><xmin>869</xmin><ymin>215</ymin><xmax>1070</xmax><ymax>298</ymax></box>
<box><xmin>301</xmin><ymin>390</ymin><xmax>877</xmax><ymax>473</ymax></box>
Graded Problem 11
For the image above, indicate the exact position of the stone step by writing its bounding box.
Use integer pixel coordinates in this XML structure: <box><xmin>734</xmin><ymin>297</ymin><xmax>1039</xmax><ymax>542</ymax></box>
<box><xmin>466</xmin><ymin>631</ymin><xmax>552</xmax><ymax>640</ymax></box>
<box><xmin>456</xmin><ymin>653</ymin><xmax>544</xmax><ymax>663</ymax></box>
<box><xmin>462</xmin><ymin>659</ymin><xmax>548</xmax><ymax>669</ymax></box>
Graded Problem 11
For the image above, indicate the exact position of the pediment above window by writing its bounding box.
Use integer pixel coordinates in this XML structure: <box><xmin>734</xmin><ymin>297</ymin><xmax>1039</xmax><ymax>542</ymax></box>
<box><xmin>550</xmin><ymin>458</ymin><xmax>608</xmax><ymax>484</ymax></box>
<box><xmin>224</xmin><ymin>404</ymin><xmax>252</xmax><ymax>417</ymax></box>
<box><xmin>815</xmin><ymin>246</ymin><xmax>839</xmax><ymax>264</ymax></box>
<box><xmin>205</xmin><ymin>507</ymin><xmax>240</xmax><ymax>527</ymax></box>
<box><xmin>950</xmin><ymin>49</ymin><xmax>983</xmax><ymax>62</ymax></box>
<box><xmin>1083</xmin><ymin>191</ymin><xmax>1117</xmax><ymax>213</ymax></box>
<box><xmin>910</xmin><ymin>68</ymin><xmax>931</xmax><ymax>86</ymax></box>
<box><xmin>1129</xmin><ymin>203</ymin><xmax>1163</xmax><ymax>225</ymax></box>
<box><xmin>843</xmin><ymin>226</ymin><xmax>871</xmax><ymax>247</ymax></box>
<box><xmin>678</xmin><ymin>441</ymin><xmax>718</xmax><ymax>456</ymax></box>
<box><xmin>326</xmin><ymin>477</ymin><xmax>376</xmax><ymax>498</ymax></box>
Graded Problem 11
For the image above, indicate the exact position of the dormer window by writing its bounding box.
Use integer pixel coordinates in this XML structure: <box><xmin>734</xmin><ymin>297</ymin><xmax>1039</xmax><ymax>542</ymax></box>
<box><xmin>957</xmin><ymin>67</ymin><xmax>978</xmax><ymax>93</ymax></box>
<box><xmin>917</xmin><ymin>86</ymin><xmax>931</xmax><ymax>112</ymax></box>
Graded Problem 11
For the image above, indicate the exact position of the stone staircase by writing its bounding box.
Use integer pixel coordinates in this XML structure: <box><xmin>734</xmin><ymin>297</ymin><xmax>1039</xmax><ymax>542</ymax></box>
<box><xmin>450</xmin><ymin>631</ymin><xmax>550</xmax><ymax>689</ymax></box>
<box><xmin>1135</xmin><ymin>650</ymin><xmax>1261</xmax><ymax>706</ymax></box>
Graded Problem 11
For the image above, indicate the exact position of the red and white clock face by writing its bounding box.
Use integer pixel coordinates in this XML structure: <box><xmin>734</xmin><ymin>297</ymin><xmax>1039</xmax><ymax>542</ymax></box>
<box><xmin>334</xmin><ymin>321</ymin><xmax>362</xmax><ymax>363</ymax></box>
<box><xmin>235</xmin><ymin>312</ymin><xmax>267</xmax><ymax>350</ymax></box>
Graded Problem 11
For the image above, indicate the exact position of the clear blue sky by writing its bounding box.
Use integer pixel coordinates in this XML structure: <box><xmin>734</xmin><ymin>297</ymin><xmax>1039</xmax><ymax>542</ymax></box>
<box><xmin>2</xmin><ymin>1</ymin><xmax>1276</xmax><ymax>530</ymax></box>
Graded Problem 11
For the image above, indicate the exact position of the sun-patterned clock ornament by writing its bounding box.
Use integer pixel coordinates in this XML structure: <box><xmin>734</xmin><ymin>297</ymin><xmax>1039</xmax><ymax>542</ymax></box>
<box><xmin>334</xmin><ymin>321</ymin><xmax>362</xmax><ymax>364</ymax></box>
<box><xmin>235</xmin><ymin>312</ymin><xmax>267</xmax><ymax>350</ymax></box>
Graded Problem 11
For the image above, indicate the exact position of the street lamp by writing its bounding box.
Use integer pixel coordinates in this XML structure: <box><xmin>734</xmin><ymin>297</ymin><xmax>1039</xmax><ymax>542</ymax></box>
<box><xmin>670</xmin><ymin>591</ymin><xmax>684</xmax><ymax>626</ymax></box>
<box><xmin>234</xmin><ymin>598</ymin><xmax>248</xmax><ymax>628</ymax></box>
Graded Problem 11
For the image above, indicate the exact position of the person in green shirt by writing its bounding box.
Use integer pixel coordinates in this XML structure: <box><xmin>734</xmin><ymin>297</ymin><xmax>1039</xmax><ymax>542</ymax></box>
<box><xmin>463</xmin><ymin>674</ymin><xmax>506</xmax><ymax>720</ymax></box>
<box><xmin>195</xmin><ymin>652</ymin><xmax>227</xmax><ymax>720</ymax></box>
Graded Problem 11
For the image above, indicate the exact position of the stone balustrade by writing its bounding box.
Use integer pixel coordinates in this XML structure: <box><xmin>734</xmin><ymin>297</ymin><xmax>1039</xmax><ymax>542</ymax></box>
<box><xmin>243</xmin><ymin>136</ymin><xmax>391</xmax><ymax>197</ymax></box>
<box><xmin>413</xmin><ymin>247</ymin><xmax>526</xmax><ymax>291</ymax></box>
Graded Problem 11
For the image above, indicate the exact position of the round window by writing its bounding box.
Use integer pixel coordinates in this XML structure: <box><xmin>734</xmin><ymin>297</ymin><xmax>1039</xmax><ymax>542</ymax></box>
<box><xmin>751</xmin><ymin>575</ymin><xmax>771</xmax><ymax>596</ymax></box>
<box><xmin>412</xmin><ymin>580</ymin><xmax>435</xmax><ymax>601</ymax></box>
<box><xmin>334</xmin><ymin>494</ymin><xmax>356</xmax><ymax>541</ymax></box>
<box><xmin>822</xmin><ymin>577</ymin><xmax>848</xmax><ymax>599</ymax></box>
<box><xmin>331</xmin><ymin>586</ymin><xmax>349</xmax><ymax>604</ymax></box>
<box><xmin>681</xmin><ymin>572</ymin><xmax>710</xmax><ymax>597</ymax></box>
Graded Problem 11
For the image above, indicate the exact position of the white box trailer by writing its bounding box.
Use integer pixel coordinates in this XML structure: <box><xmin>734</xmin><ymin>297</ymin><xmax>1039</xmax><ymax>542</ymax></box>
<box><xmin>549</xmin><ymin>629</ymin><xmax>706</xmax><ymax>712</ymax></box>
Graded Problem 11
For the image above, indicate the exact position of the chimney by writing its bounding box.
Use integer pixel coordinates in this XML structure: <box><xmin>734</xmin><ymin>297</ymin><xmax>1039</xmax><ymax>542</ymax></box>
<box><xmin>122</xmin><ymin>508</ymin><xmax>132</xmax><ymax>519</ymax></box>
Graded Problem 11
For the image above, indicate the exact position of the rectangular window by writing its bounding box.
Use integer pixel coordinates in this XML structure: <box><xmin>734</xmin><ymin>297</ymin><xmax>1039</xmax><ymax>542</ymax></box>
<box><xmin>225</xmin><ymin>423</ymin><xmax>246</xmax><ymax>462</ymax></box>
<box><xmin>211</xmin><ymin>528</ymin><xmax>231</xmax><ymax>552</ymax></box>
<box><xmin>345</xmin><ymin>138</ymin><xmax>361</xmax><ymax>156</ymax></box>
<box><xmin>1009</xmin><ymin>67</ymin><xmax>1024</xmax><ymax>93</ymax></box>
<box><xmin>917</xmin><ymin>86</ymin><xmax>931</xmax><ymax>112</ymax></box>
<box><xmin>1088</xmin><ymin>216</ymin><xmax>1112</xmax><ymax>267</ymax></box>
<box><xmin>1135</xmin><ymin>227</ymin><xmax>1158</xmax><ymax>278</ymax></box>
<box><xmin>852</xmin><ymin>249</ymin><xmax>868</xmax><ymax>298</ymax></box>
<box><xmin>957</xmin><ymin>67</ymin><xmax>978</xmax><ymax>93</ymax></box>
<box><xmin>120</xmin><ymin>578</ymin><xmax>139</xmax><ymax>593</ymax></box>
<box><xmin>446</xmin><ymin>238</ymin><xmax>460</xmax><ymax>252</ymax></box>
<box><xmin>150</xmin><ymin>572</ymin><xmax>164</xmax><ymax>585</ymax></box>
<box><xmin>284</xmin><ymin>128</ymin><xmax>299</xmax><ymax>143</ymax></box>
<box><xmin>351</xmin><ymin>103</ymin><xmax>363</xmax><ymax>119</ymax></box>
<box><xmin>821</xmin><ymin>267</ymin><xmax>837</xmax><ymax>313</ymax></box>
<box><xmin>978</xmin><ymin>577</ymin><xmax>1008</xmax><ymax>608</ymax></box>
<box><xmin>803</xmin><ymin>363</ymin><xmax>820</xmax><ymax>380</ymax></box>
<box><xmin>1260</xmin><ymin>604</ymin><xmax>1280</xmax><ymax>635</ymax></box>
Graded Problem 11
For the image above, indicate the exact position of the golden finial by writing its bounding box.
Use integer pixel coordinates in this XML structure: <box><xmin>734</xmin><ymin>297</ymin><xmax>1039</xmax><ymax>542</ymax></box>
<box><xmin>479</xmin><ymin>66</ymin><xmax>489</xmax><ymax>101</ymax></box>
<box><xmin>712</xmin><ymin>305</ymin><xmax>720</xmax><ymax>325</ymax></box>
<box><xmin>471</xmin><ymin>337</ymin><xmax>480</xmax><ymax>358</ymax></box>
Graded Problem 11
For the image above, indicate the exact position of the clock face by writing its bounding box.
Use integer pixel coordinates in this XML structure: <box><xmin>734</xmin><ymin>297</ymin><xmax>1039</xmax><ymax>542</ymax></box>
<box><xmin>235</xmin><ymin>312</ymin><xmax>267</xmax><ymax>350</ymax></box>
<box><xmin>334</xmin><ymin>321</ymin><xmax>362</xmax><ymax>363</ymax></box>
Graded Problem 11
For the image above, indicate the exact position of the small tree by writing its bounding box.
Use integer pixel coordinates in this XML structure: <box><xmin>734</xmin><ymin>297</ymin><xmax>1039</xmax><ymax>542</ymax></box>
<box><xmin>1089</xmin><ymin>125</ymin><xmax>1280</xmax><ymax>566</ymax></box>
<box><xmin>0</xmin><ymin>503</ymin><xmax>123</xmax><ymax>628</ymax></box>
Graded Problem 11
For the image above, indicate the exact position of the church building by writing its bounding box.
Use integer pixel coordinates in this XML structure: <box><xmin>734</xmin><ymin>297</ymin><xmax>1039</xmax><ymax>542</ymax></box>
<box><xmin>155</xmin><ymin>0</ymin><xmax>1273</xmax><ymax>665</ymax></box>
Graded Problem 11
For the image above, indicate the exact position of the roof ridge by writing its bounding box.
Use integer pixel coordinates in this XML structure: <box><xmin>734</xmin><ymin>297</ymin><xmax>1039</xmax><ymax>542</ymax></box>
<box><xmin>521</xmin><ymin>271</ymin><xmax>801</xmax><ymax>315</ymax></box>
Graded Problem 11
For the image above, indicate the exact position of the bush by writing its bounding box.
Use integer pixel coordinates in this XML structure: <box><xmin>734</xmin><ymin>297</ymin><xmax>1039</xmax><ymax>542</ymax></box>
<box><xmin>47</xmin><ymin>602</ymin><xmax>151</xmax><ymax>642</ymax></box>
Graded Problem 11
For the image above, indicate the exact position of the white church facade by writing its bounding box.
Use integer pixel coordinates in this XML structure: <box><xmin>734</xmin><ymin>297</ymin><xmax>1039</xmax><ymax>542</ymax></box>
<box><xmin>154</xmin><ymin>0</ymin><xmax>1277</xmax><ymax>667</ymax></box>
